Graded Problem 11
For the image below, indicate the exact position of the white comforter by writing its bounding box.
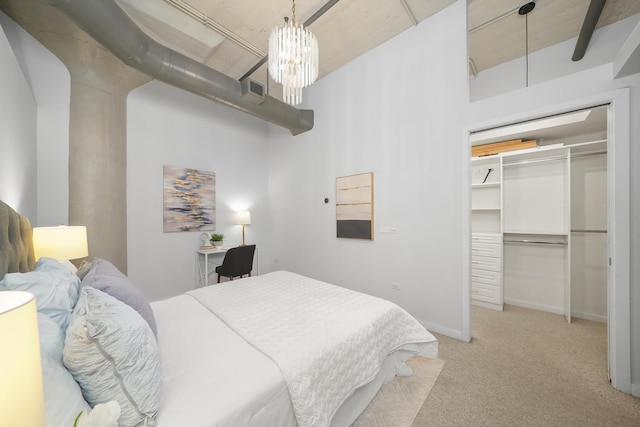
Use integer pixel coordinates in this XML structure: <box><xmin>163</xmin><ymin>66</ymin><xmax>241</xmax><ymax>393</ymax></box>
<box><xmin>187</xmin><ymin>270</ymin><xmax>438</xmax><ymax>427</ymax></box>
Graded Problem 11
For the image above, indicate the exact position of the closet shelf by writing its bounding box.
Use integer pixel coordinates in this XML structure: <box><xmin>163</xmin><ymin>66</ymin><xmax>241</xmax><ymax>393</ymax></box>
<box><xmin>471</xmin><ymin>182</ymin><xmax>501</xmax><ymax>188</ymax></box>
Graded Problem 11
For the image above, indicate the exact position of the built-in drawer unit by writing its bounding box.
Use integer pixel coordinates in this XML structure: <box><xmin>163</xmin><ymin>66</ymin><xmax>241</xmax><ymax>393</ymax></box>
<box><xmin>471</xmin><ymin>232</ymin><xmax>503</xmax><ymax>310</ymax></box>
<box><xmin>471</xmin><ymin>232</ymin><xmax>502</xmax><ymax>244</ymax></box>
<box><xmin>471</xmin><ymin>255</ymin><xmax>501</xmax><ymax>272</ymax></box>
<box><xmin>471</xmin><ymin>268</ymin><xmax>501</xmax><ymax>286</ymax></box>
<box><xmin>471</xmin><ymin>242</ymin><xmax>501</xmax><ymax>258</ymax></box>
<box><xmin>471</xmin><ymin>281</ymin><xmax>502</xmax><ymax>305</ymax></box>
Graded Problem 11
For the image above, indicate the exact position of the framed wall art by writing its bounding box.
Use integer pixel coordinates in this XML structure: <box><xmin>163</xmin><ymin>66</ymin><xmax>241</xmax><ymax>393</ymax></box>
<box><xmin>336</xmin><ymin>172</ymin><xmax>374</xmax><ymax>240</ymax></box>
<box><xmin>163</xmin><ymin>165</ymin><xmax>216</xmax><ymax>232</ymax></box>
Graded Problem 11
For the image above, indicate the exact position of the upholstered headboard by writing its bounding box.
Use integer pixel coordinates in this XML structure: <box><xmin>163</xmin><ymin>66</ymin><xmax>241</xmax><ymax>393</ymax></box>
<box><xmin>0</xmin><ymin>200</ymin><xmax>36</xmax><ymax>278</ymax></box>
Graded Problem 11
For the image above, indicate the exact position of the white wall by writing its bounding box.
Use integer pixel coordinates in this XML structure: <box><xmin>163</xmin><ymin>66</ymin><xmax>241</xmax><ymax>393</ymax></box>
<box><xmin>126</xmin><ymin>80</ymin><xmax>271</xmax><ymax>301</ymax></box>
<box><xmin>266</xmin><ymin>1</ymin><xmax>469</xmax><ymax>338</ymax></box>
<box><xmin>0</xmin><ymin>11</ymin><xmax>70</xmax><ymax>227</ymax></box>
<box><xmin>0</xmin><ymin>18</ymin><xmax>37</xmax><ymax>221</ymax></box>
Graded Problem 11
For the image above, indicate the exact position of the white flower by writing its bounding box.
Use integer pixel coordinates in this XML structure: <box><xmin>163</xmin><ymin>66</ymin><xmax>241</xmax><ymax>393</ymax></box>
<box><xmin>75</xmin><ymin>401</ymin><xmax>121</xmax><ymax>427</ymax></box>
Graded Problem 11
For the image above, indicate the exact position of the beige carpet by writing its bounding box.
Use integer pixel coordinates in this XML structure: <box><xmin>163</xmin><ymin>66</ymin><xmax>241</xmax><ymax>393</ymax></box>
<box><xmin>353</xmin><ymin>356</ymin><xmax>445</xmax><ymax>426</ymax></box>
<box><xmin>412</xmin><ymin>305</ymin><xmax>640</xmax><ymax>427</ymax></box>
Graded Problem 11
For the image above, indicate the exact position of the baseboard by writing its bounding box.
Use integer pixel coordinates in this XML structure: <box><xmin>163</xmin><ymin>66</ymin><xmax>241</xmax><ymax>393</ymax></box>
<box><xmin>503</xmin><ymin>298</ymin><xmax>564</xmax><ymax>315</ymax></box>
<box><xmin>417</xmin><ymin>319</ymin><xmax>466</xmax><ymax>342</ymax></box>
<box><xmin>571</xmin><ymin>310</ymin><xmax>606</xmax><ymax>323</ymax></box>
<box><xmin>472</xmin><ymin>299</ymin><xmax>503</xmax><ymax>311</ymax></box>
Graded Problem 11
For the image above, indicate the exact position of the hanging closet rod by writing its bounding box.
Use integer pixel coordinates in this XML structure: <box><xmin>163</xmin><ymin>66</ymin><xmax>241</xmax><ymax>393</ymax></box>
<box><xmin>571</xmin><ymin>229</ymin><xmax>607</xmax><ymax>233</ymax></box>
<box><xmin>570</xmin><ymin>150</ymin><xmax>607</xmax><ymax>159</ymax></box>
<box><xmin>504</xmin><ymin>239</ymin><xmax>567</xmax><ymax>246</ymax></box>
<box><xmin>503</xmin><ymin>155</ymin><xmax>567</xmax><ymax>167</ymax></box>
<box><xmin>567</xmin><ymin>138</ymin><xmax>607</xmax><ymax>148</ymax></box>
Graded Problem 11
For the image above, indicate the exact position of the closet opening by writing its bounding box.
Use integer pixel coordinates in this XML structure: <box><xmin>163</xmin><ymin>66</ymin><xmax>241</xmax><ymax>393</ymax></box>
<box><xmin>469</xmin><ymin>105</ymin><xmax>609</xmax><ymax>369</ymax></box>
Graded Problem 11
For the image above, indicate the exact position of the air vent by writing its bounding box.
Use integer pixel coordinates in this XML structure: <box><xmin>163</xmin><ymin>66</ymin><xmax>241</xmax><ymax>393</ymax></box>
<box><xmin>241</xmin><ymin>78</ymin><xmax>265</xmax><ymax>105</ymax></box>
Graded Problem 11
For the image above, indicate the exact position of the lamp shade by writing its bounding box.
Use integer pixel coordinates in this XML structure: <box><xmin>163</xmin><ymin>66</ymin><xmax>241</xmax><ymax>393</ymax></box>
<box><xmin>0</xmin><ymin>291</ymin><xmax>45</xmax><ymax>427</ymax></box>
<box><xmin>234</xmin><ymin>211</ymin><xmax>251</xmax><ymax>225</ymax></box>
<box><xmin>33</xmin><ymin>226</ymin><xmax>88</xmax><ymax>261</ymax></box>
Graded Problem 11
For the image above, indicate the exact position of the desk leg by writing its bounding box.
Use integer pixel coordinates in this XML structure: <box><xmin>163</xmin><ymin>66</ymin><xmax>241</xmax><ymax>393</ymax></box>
<box><xmin>196</xmin><ymin>252</ymin><xmax>209</xmax><ymax>288</ymax></box>
<box><xmin>204</xmin><ymin>252</ymin><xmax>209</xmax><ymax>286</ymax></box>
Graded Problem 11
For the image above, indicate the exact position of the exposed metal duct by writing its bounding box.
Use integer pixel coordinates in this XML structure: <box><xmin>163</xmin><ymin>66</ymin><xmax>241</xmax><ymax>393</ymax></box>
<box><xmin>47</xmin><ymin>0</ymin><xmax>314</xmax><ymax>135</ymax></box>
<box><xmin>572</xmin><ymin>0</ymin><xmax>607</xmax><ymax>61</ymax></box>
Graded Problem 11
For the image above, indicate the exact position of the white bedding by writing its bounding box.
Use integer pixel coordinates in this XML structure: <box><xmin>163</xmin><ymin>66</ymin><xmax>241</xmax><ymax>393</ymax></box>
<box><xmin>151</xmin><ymin>294</ymin><xmax>297</xmax><ymax>427</ymax></box>
<box><xmin>187</xmin><ymin>271</ymin><xmax>438</xmax><ymax>427</ymax></box>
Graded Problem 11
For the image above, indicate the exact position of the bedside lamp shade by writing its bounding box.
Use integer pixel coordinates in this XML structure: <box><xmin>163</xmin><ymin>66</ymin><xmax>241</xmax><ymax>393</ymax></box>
<box><xmin>234</xmin><ymin>211</ymin><xmax>251</xmax><ymax>246</ymax></box>
<box><xmin>0</xmin><ymin>291</ymin><xmax>45</xmax><ymax>427</ymax></box>
<box><xmin>33</xmin><ymin>225</ymin><xmax>88</xmax><ymax>261</ymax></box>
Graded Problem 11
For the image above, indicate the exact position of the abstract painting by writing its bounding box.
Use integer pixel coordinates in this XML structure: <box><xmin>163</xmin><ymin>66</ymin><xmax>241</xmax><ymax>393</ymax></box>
<box><xmin>163</xmin><ymin>165</ymin><xmax>216</xmax><ymax>232</ymax></box>
<box><xmin>336</xmin><ymin>172</ymin><xmax>374</xmax><ymax>240</ymax></box>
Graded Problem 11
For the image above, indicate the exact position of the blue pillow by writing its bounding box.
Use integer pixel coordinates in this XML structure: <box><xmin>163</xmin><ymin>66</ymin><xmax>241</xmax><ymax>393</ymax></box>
<box><xmin>0</xmin><ymin>257</ymin><xmax>81</xmax><ymax>330</ymax></box>
<box><xmin>38</xmin><ymin>313</ymin><xmax>90</xmax><ymax>426</ymax></box>
<box><xmin>80</xmin><ymin>258</ymin><xmax>157</xmax><ymax>338</ymax></box>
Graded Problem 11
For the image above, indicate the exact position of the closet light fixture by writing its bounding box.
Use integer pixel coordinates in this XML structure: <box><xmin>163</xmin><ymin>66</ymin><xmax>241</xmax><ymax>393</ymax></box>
<box><xmin>470</xmin><ymin>109</ymin><xmax>592</xmax><ymax>144</ymax></box>
<box><xmin>268</xmin><ymin>0</ymin><xmax>319</xmax><ymax>106</ymax></box>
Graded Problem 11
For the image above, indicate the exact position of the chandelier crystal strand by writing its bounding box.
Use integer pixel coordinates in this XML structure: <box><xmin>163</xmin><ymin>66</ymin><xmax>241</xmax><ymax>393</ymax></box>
<box><xmin>268</xmin><ymin>0</ymin><xmax>318</xmax><ymax>105</ymax></box>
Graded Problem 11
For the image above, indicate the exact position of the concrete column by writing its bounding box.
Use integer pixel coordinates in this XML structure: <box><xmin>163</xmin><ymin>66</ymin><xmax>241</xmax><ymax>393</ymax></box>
<box><xmin>1</xmin><ymin>0</ymin><xmax>150</xmax><ymax>272</ymax></box>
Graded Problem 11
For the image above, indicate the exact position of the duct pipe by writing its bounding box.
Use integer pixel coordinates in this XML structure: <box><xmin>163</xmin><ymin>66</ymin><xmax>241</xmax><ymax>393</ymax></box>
<box><xmin>47</xmin><ymin>0</ymin><xmax>314</xmax><ymax>135</ymax></box>
<box><xmin>572</xmin><ymin>0</ymin><xmax>607</xmax><ymax>61</ymax></box>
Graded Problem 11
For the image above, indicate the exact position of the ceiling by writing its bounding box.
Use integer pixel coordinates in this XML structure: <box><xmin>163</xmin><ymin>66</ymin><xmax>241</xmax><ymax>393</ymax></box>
<box><xmin>113</xmin><ymin>0</ymin><xmax>640</xmax><ymax>103</ymax></box>
<box><xmin>468</xmin><ymin>0</ymin><xmax>640</xmax><ymax>75</ymax></box>
<box><xmin>114</xmin><ymin>0</ymin><xmax>457</xmax><ymax>102</ymax></box>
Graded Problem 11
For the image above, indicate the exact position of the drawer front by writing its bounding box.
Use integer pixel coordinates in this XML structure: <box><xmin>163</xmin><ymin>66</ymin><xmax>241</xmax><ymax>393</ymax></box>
<box><xmin>472</xmin><ymin>281</ymin><xmax>502</xmax><ymax>304</ymax></box>
<box><xmin>471</xmin><ymin>242</ymin><xmax>501</xmax><ymax>258</ymax></box>
<box><xmin>471</xmin><ymin>268</ymin><xmax>501</xmax><ymax>286</ymax></box>
<box><xmin>471</xmin><ymin>233</ymin><xmax>501</xmax><ymax>244</ymax></box>
<box><xmin>471</xmin><ymin>255</ymin><xmax>501</xmax><ymax>272</ymax></box>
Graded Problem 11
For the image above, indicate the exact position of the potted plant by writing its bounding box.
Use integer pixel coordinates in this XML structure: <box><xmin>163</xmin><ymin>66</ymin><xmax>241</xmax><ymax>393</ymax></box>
<box><xmin>210</xmin><ymin>233</ymin><xmax>224</xmax><ymax>247</ymax></box>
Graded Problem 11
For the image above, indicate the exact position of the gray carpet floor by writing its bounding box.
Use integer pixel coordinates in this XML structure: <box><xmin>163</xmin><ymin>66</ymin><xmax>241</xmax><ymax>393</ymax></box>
<box><xmin>412</xmin><ymin>304</ymin><xmax>640</xmax><ymax>427</ymax></box>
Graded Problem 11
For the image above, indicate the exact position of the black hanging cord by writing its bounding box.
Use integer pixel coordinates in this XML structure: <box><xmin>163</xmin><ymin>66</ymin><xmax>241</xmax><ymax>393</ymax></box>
<box><xmin>525</xmin><ymin>13</ymin><xmax>529</xmax><ymax>86</ymax></box>
<box><xmin>519</xmin><ymin>2</ymin><xmax>536</xmax><ymax>88</ymax></box>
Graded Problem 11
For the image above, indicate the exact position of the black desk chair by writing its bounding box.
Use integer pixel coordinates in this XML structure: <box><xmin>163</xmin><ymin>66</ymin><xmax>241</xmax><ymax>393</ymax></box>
<box><xmin>216</xmin><ymin>244</ymin><xmax>256</xmax><ymax>283</ymax></box>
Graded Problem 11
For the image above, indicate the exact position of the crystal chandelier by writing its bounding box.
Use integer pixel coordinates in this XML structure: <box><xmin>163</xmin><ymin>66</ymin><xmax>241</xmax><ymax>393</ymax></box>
<box><xmin>268</xmin><ymin>0</ymin><xmax>319</xmax><ymax>106</ymax></box>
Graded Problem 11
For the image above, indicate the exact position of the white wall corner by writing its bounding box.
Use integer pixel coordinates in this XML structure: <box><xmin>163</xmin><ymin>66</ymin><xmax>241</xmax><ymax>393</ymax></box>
<box><xmin>613</xmin><ymin>18</ymin><xmax>640</xmax><ymax>79</ymax></box>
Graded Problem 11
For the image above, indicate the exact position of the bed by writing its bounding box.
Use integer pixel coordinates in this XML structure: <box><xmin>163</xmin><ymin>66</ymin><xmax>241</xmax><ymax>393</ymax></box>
<box><xmin>0</xmin><ymin>200</ymin><xmax>438</xmax><ymax>427</ymax></box>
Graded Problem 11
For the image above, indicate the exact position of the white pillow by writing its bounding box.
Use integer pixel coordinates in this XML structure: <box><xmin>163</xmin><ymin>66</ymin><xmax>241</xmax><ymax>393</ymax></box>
<box><xmin>0</xmin><ymin>257</ymin><xmax>80</xmax><ymax>330</ymax></box>
<box><xmin>64</xmin><ymin>287</ymin><xmax>161</xmax><ymax>426</ymax></box>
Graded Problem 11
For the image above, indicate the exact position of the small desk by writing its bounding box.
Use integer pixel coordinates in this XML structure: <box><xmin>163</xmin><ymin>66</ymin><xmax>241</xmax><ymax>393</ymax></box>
<box><xmin>196</xmin><ymin>247</ymin><xmax>228</xmax><ymax>288</ymax></box>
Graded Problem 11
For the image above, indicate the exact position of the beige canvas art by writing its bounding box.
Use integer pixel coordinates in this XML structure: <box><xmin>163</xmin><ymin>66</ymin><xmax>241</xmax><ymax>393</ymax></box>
<box><xmin>336</xmin><ymin>172</ymin><xmax>374</xmax><ymax>240</ymax></box>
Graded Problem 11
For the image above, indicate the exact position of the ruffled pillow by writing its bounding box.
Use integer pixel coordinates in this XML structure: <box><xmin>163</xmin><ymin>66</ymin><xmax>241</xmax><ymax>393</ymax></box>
<box><xmin>64</xmin><ymin>287</ymin><xmax>161</xmax><ymax>426</ymax></box>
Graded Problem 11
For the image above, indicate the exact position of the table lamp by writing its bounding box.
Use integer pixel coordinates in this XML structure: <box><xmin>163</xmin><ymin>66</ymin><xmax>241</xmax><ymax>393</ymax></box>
<box><xmin>0</xmin><ymin>291</ymin><xmax>45</xmax><ymax>427</ymax></box>
<box><xmin>234</xmin><ymin>211</ymin><xmax>251</xmax><ymax>246</ymax></box>
<box><xmin>33</xmin><ymin>225</ymin><xmax>88</xmax><ymax>264</ymax></box>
